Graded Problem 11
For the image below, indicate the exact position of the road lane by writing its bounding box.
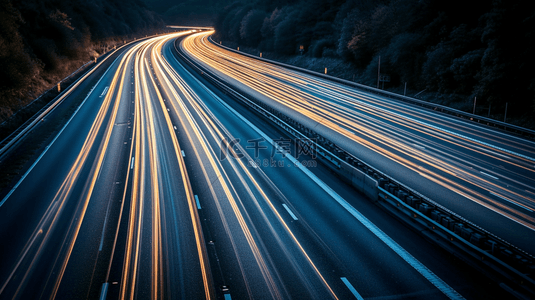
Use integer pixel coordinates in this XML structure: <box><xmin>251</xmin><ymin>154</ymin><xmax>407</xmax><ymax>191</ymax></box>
<box><xmin>0</xmin><ymin>32</ymin><xmax>212</xmax><ymax>300</ymax></box>
<box><xmin>0</xmin><ymin>29</ymin><xmax>522</xmax><ymax>300</ymax></box>
<box><xmin>181</xmin><ymin>31</ymin><xmax>535</xmax><ymax>255</ymax></box>
<box><xmin>161</xmin><ymin>38</ymin><xmax>462</xmax><ymax>299</ymax></box>
<box><xmin>0</xmin><ymin>43</ymin><xmax>134</xmax><ymax>298</ymax></box>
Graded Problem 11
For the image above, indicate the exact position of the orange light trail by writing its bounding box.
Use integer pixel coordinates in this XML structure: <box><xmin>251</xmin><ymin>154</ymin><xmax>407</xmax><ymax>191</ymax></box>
<box><xmin>181</xmin><ymin>31</ymin><xmax>535</xmax><ymax>231</ymax></box>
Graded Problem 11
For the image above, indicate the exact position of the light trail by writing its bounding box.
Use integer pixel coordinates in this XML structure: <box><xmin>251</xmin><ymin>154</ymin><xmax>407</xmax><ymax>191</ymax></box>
<box><xmin>154</xmin><ymin>46</ymin><xmax>341</xmax><ymax>298</ymax></box>
<box><xmin>0</xmin><ymin>31</ymin><xmax>214</xmax><ymax>299</ymax></box>
<box><xmin>118</xmin><ymin>33</ymin><xmax>214</xmax><ymax>300</ymax></box>
<box><xmin>181</xmin><ymin>32</ymin><xmax>535</xmax><ymax>239</ymax></box>
<box><xmin>0</xmin><ymin>28</ymin><xmax>526</xmax><ymax>299</ymax></box>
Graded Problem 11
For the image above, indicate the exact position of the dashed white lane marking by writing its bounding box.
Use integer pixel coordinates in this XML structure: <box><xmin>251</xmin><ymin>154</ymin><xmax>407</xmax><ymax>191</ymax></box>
<box><xmin>195</xmin><ymin>195</ymin><xmax>201</xmax><ymax>209</ymax></box>
<box><xmin>341</xmin><ymin>277</ymin><xmax>364</xmax><ymax>300</ymax></box>
<box><xmin>480</xmin><ymin>171</ymin><xmax>499</xmax><ymax>180</ymax></box>
<box><xmin>282</xmin><ymin>204</ymin><xmax>298</xmax><ymax>220</ymax></box>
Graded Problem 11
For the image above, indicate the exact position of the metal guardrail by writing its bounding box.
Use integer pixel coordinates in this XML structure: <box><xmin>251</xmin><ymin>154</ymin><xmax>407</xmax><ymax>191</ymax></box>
<box><xmin>209</xmin><ymin>36</ymin><xmax>535</xmax><ymax>140</ymax></box>
<box><xmin>174</xmin><ymin>37</ymin><xmax>535</xmax><ymax>298</ymax></box>
<box><xmin>0</xmin><ymin>34</ymin><xmax>162</xmax><ymax>159</ymax></box>
<box><xmin>0</xmin><ymin>60</ymin><xmax>97</xmax><ymax>156</ymax></box>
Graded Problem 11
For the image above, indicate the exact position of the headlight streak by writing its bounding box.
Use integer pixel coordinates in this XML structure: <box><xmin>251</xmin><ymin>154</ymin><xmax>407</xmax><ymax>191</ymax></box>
<box><xmin>192</xmin><ymin>33</ymin><xmax>535</xmax><ymax>170</ymax></box>
<box><xmin>153</xmin><ymin>37</ymin><xmax>341</xmax><ymax>298</ymax></box>
<box><xmin>161</xmin><ymin>49</ymin><xmax>340</xmax><ymax>298</ymax></box>
<box><xmin>116</xmin><ymin>32</ymin><xmax>215</xmax><ymax>300</ymax></box>
<box><xmin>181</xmin><ymin>32</ymin><xmax>535</xmax><ymax>232</ymax></box>
<box><xmin>0</xmin><ymin>44</ymin><xmax>136</xmax><ymax>298</ymax></box>
<box><xmin>120</xmin><ymin>32</ymin><xmax>215</xmax><ymax>300</ymax></box>
<box><xmin>155</xmin><ymin>54</ymin><xmax>282</xmax><ymax>300</ymax></box>
<box><xmin>49</xmin><ymin>42</ymin><xmax>137</xmax><ymax>299</ymax></box>
<box><xmin>150</xmin><ymin>37</ymin><xmax>214</xmax><ymax>300</ymax></box>
<box><xmin>2</xmin><ymin>28</ymin><xmax>532</xmax><ymax>298</ymax></box>
<box><xmin>0</xmin><ymin>31</ymin><xmax>216</xmax><ymax>300</ymax></box>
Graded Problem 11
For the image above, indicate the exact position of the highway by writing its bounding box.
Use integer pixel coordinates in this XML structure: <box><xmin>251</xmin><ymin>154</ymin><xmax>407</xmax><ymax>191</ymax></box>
<box><xmin>181</xmin><ymin>31</ymin><xmax>535</xmax><ymax>256</ymax></box>
<box><xmin>0</xmin><ymin>30</ymin><xmax>525</xmax><ymax>299</ymax></box>
<box><xmin>0</xmin><ymin>32</ymin><xmax>210</xmax><ymax>299</ymax></box>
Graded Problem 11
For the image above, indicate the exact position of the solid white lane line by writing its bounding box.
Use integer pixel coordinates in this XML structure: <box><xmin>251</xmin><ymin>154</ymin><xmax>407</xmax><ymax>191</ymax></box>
<box><xmin>195</xmin><ymin>195</ymin><xmax>201</xmax><ymax>209</ymax></box>
<box><xmin>282</xmin><ymin>204</ymin><xmax>298</xmax><ymax>220</ymax></box>
<box><xmin>480</xmin><ymin>171</ymin><xmax>499</xmax><ymax>180</ymax></box>
<box><xmin>199</xmin><ymin>78</ymin><xmax>464</xmax><ymax>300</ymax></box>
<box><xmin>340</xmin><ymin>277</ymin><xmax>364</xmax><ymax>300</ymax></box>
<box><xmin>0</xmin><ymin>53</ymin><xmax>121</xmax><ymax>208</ymax></box>
<box><xmin>490</xmin><ymin>192</ymin><xmax>534</xmax><ymax>213</ymax></box>
<box><xmin>172</xmin><ymin>46</ymin><xmax>462</xmax><ymax>298</ymax></box>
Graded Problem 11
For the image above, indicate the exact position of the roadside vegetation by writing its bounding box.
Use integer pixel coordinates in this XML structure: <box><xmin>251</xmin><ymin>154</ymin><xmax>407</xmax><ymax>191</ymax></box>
<box><xmin>214</xmin><ymin>0</ymin><xmax>535</xmax><ymax>129</ymax></box>
<box><xmin>0</xmin><ymin>0</ymin><xmax>163</xmax><ymax>123</ymax></box>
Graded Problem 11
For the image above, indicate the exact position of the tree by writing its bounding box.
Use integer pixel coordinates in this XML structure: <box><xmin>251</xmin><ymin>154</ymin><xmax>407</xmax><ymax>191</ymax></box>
<box><xmin>240</xmin><ymin>9</ymin><xmax>266</xmax><ymax>47</ymax></box>
<box><xmin>0</xmin><ymin>0</ymin><xmax>39</xmax><ymax>115</ymax></box>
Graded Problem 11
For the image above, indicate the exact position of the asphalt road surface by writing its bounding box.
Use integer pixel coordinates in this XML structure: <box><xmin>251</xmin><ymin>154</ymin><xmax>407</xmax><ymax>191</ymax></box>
<box><xmin>0</xmin><ymin>31</ymin><xmax>522</xmax><ymax>299</ymax></box>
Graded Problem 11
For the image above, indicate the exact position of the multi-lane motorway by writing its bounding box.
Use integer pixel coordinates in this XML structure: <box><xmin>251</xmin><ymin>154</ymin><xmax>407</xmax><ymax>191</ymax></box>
<box><xmin>0</xmin><ymin>30</ymin><xmax>531</xmax><ymax>299</ymax></box>
<box><xmin>181</xmin><ymin>32</ymin><xmax>535</xmax><ymax>255</ymax></box>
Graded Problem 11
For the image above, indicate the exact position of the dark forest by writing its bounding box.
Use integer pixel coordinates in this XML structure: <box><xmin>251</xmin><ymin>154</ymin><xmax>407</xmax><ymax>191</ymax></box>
<box><xmin>0</xmin><ymin>0</ymin><xmax>163</xmax><ymax>121</ymax></box>
<box><xmin>1</xmin><ymin>0</ymin><xmax>534</xmax><ymax>125</ymax></box>
<box><xmin>215</xmin><ymin>0</ymin><xmax>535</xmax><ymax>123</ymax></box>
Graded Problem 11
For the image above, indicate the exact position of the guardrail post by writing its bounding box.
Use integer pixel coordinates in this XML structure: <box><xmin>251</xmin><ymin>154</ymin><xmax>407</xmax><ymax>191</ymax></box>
<box><xmin>377</xmin><ymin>55</ymin><xmax>381</xmax><ymax>88</ymax></box>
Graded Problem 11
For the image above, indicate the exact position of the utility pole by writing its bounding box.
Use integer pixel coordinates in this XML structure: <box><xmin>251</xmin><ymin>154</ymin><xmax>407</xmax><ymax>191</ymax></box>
<box><xmin>473</xmin><ymin>97</ymin><xmax>477</xmax><ymax>115</ymax></box>
<box><xmin>404</xmin><ymin>82</ymin><xmax>407</xmax><ymax>96</ymax></box>
<box><xmin>377</xmin><ymin>55</ymin><xmax>381</xmax><ymax>89</ymax></box>
<box><xmin>504</xmin><ymin>102</ymin><xmax>508</xmax><ymax>122</ymax></box>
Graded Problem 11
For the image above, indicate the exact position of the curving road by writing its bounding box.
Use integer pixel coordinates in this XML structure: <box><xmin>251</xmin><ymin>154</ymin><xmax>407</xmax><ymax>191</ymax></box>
<box><xmin>0</xmin><ymin>30</ymin><xmax>522</xmax><ymax>299</ymax></box>
<box><xmin>0</xmin><ymin>32</ymin><xmax>210</xmax><ymax>299</ymax></box>
<box><xmin>181</xmin><ymin>31</ymin><xmax>535</xmax><ymax>256</ymax></box>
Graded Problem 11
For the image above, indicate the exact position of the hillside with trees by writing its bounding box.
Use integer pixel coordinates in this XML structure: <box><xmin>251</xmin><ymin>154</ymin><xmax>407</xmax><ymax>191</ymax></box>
<box><xmin>214</xmin><ymin>0</ymin><xmax>535</xmax><ymax>124</ymax></box>
<box><xmin>0</xmin><ymin>0</ymin><xmax>163</xmax><ymax>122</ymax></box>
<box><xmin>142</xmin><ymin>0</ymin><xmax>237</xmax><ymax>27</ymax></box>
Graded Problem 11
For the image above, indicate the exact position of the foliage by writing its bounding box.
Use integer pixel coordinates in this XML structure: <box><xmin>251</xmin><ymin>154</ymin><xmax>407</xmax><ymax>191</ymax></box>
<box><xmin>215</xmin><ymin>0</ymin><xmax>535</xmax><ymax>118</ymax></box>
<box><xmin>0</xmin><ymin>0</ymin><xmax>163</xmax><ymax>122</ymax></box>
